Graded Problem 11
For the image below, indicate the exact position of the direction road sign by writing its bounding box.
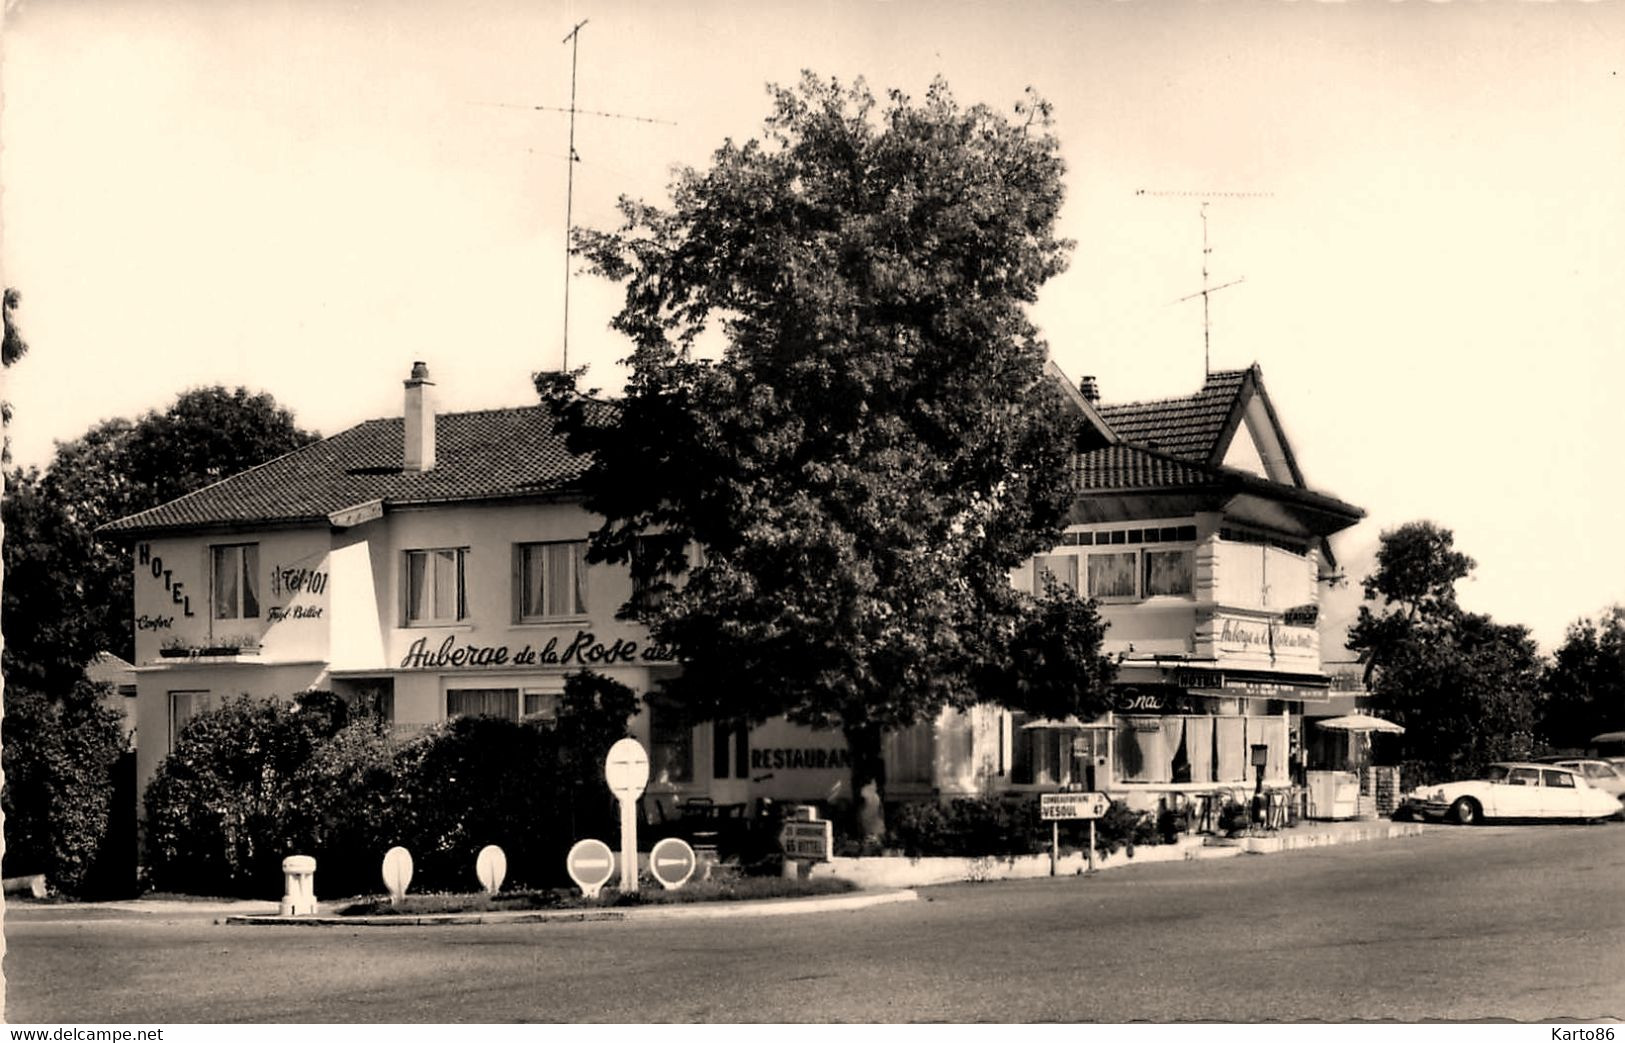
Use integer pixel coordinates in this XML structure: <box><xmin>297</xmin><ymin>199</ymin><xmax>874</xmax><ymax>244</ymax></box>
<box><xmin>649</xmin><ymin>837</ymin><xmax>697</xmax><ymax>890</ymax></box>
<box><xmin>604</xmin><ymin>737</ymin><xmax>650</xmax><ymax>799</ymax></box>
<box><xmin>780</xmin><ymin>819</ymin><xmax>833</xmax><ymax>861</ymax></box>
<box><xmin>1040</xmin><ymin>791</ymin><xmax>1110</xmax><ymax>821</ymax></box>
<box><xmin>566</xmin><ymin>838</ymin><xmax>615</xmax><ymax>897</ymax></box>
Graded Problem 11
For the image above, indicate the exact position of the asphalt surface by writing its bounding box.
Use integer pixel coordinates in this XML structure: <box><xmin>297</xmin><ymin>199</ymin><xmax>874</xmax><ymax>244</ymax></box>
<box><xmin>6</xmin><ymin>822</ymin><xmax>1623</xmax><ymax>1022</ymax></box>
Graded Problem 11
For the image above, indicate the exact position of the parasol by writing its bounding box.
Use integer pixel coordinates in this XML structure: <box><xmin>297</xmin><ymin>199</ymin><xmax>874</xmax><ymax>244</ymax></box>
<box><xmin>1314</xmin><ymin>713</ymin><xmax>1405</xmax><ymax>734</ymax></box>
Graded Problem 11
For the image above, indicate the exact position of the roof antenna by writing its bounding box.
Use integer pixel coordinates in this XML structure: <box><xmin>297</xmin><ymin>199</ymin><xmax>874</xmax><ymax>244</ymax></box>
<box><xmin>1136</xmin><ymin>189</ymin><xmax>1272</xmax><ymax>378</ymax></box>
<box><xmin>469</xmin><ymin>24</ymin><xmax>676</xmax><ymax>376</ymax></box>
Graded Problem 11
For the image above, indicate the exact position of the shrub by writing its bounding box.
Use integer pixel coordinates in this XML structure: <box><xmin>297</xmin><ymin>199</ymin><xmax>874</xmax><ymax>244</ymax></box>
<box><xmin>1091</xmin><ymin>800</ymin><xmax>1155</xmax><ymax>857</ymax></box>
<box><xmin>884</xmin><ymin>796</ymin><xmax>1046</xmax><ymax>858</ymax></box>
<box><xmin>1</xmin><ymin>681</ymin><xmax>127</xmax><ymax>896</ymax></box>
<box><xmin>1218</xmin><ymin>800</ymin><xmax>1251</xmax><ymax>837</ymax></box>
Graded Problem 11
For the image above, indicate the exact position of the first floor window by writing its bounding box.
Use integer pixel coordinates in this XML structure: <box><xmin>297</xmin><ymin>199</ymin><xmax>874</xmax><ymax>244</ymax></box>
<box><xmin>1143</xmin><ymin>548</ymin><xmax>1194</xmax><ymax>597</ymax></box>
<box><xmin>1035</xmin><ymin>554</ymin><xmax>1079</xmax><ymax>593</ymax></box>
<box><xmin>1087</xmin><ymin>552</ymin><xmax>1138</xmax><ymax>599</ymax></box>
<box><xmin>518</xmin><ymin>541</ymin><xmax>587</xmax><ymax>620</ymax></box>
<box><xmin>212</xmin><ymin>543</ymin><xmax>260</xmax><ymax>620</ymax></box>
<box><xmin>406</xmin><ymin>548</ymin><xmax>467</xmax><ymax>623</ymax></box>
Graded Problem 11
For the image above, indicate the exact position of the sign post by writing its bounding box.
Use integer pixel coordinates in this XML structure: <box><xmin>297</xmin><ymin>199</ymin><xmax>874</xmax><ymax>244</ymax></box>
<box><xmin>1039</xmin><ymin>791</ymin><xmax>1110</xmax><ymax>875</ymax></box>
<box><xmin>778</xmin><ymin>806</ymin><xmax>833</xmax><ymax>877</ymax></box>
<box><xmin>604</xmin><ymin>737</ymin><xmax>650</xmax><ymax>893</ymax></box>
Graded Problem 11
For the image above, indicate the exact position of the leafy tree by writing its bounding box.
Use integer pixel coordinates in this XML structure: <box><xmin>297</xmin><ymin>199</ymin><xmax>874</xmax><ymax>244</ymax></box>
<box><xmin>1540</xmin><ymin>606</ymin><xmax>1625</xmax><ymax>751</ymax></box>
<box><xmin>2</xmin><ymin>387</ymin><xmax>318</xmax><ymax>689</ymax></box>
<box><xmin>551</xmin><ymin>73</ymin><xmax>1092</xmax><ymax>836</ymax></box>
<box><xmin>1</xmin><ymin>681</ymin><xmax>127</xmax><ymax>895</ymax></box>
<box><xmin>2</xmin><ymin>287</ymin><xmax>26</xmax><ymax>368</ymax></box>
<box><xmin>1349</xmin><ymin>522</ymin><xmax>1543</xmax><ymax>784</ymax></box>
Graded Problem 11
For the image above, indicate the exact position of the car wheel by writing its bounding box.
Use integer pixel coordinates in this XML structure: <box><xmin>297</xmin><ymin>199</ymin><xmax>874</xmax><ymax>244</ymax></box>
<box><xmin>1450</xmin><ymin>797</ymin><xmax>1482</xmax><ymax>825</ymax></box>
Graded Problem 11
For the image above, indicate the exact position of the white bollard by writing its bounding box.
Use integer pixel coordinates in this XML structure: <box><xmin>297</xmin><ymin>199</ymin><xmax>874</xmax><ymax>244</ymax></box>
<box><xmin>280</xmin><ymin>854</ymin><xmax>318</xmax><ymax>916</ymax></box>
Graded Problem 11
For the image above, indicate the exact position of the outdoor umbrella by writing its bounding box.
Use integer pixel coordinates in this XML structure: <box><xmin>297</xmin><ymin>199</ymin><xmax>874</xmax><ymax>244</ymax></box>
<box><xmin>1590</xmin><ymin>731</ymin><xmax>1625</xmax><ymax>744</ymax></box>
<box><xmin>1314</xmin><ymin>714</ymin><xmax>1405</xmax><ymax>734</ymax></box>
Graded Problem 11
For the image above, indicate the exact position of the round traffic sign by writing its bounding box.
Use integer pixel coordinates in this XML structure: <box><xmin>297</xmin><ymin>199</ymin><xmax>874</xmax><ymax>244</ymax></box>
<box><xmin>566</xmin><ymin>838</ymin><xmax>616</xmax><ymax>897</ymax></box>
<box><xmin>604</xmin><ymin>737</ymin><xmax>650</xmax><ymax>799</ymax></box>
<box><xmin>475</xmin><ymin>844</ymin><xmax>507</xmax><ymax>894</ymax></box>
<box><xmin>649</xmin><ymin>836</ymin><xmax>697</xmax><ymax>890</ymax></box>
<box><xmin>381</xmin><ymin>846</ymin><xmax>413</xmax><ymax>901</ymax></box>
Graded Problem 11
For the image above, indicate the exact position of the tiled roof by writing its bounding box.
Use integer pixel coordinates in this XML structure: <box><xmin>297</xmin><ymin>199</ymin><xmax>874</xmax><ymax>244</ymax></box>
<box><xmin>101</xmin><ymin>403</ymin><xmax>605</xmax><ymax>537</ymax></box>
<box><xmin>1073</xmin><ymin>444</ymin><xmax>1220</xmax><ymax>491</ymax></box>
<box><xmin>1095</xmin><ymin>368</ymin><xmax>1249</xmax><ymax>462</ymax></box>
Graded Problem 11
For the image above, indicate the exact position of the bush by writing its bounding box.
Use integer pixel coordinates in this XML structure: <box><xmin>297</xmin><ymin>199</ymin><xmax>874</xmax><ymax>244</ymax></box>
<box><xmin>1091</xmin><ymin>800</ymin><xmax>1155</xmax><ymax>857</ymax></box>
<box><xmin>883</xmin><ymin>796</ymin><xmax>1046</xmax><ymax>858</ymax></box>
<box><xmin>1218</xmin><ymin>800</ymin><xmax>1251</xmax><ymax>837</ymax></box>
<box><xmin>1</xmin><ymin>681</ymin><xmax>127</xmax><ymax>896</ymax></box>
<box><xmin>143</xmin><ymin>671</ymin><xmax>638</xmax><ymax>898</ymax></box>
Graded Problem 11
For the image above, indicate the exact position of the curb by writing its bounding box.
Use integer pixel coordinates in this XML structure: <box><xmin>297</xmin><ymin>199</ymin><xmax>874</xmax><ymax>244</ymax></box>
<box><xmin>224</xmin><ymin>887</ymin><xmax>918</xmax><ymax>927</ymax></box>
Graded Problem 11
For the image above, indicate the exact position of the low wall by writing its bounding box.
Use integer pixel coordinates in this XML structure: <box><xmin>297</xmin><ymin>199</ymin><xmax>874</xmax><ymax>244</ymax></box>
<box><xmin>806</xmin><ymin>835</ymin><xmax>1220</xmax><ymax>889</ymax></box>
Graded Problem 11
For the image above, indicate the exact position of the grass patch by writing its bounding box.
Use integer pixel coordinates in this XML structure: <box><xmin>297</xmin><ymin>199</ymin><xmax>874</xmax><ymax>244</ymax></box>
<box><xmin>337</xmin><ymin>875</ymin><xmax>856</xmax><ymax>917</ymax></box>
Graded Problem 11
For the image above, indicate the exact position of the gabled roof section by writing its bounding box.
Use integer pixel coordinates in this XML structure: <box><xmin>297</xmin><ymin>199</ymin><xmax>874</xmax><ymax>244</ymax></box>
<box><xmin>1095</xmin><ymin>367</ymin><xmax>1249</xmax><ymax>464</ymax></box>
<box><xmin>1044</xmin><ymin>360</ymin><xmax>1118</xmax><ymax>450</ymax></box>
<box><xmin>100</xmin><ymin>402</ymin><xmax>608</xmax><ymax>539</ymax></box>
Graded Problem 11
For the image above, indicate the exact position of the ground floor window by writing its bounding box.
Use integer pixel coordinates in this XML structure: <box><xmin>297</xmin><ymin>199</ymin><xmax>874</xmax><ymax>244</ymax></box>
<box><xmin>445</xmin><ymin>685</ymin><xmax>560</xmax><ymax>724</ymax></box>
<box><xmin>885</xmin><ymin>720</ymin><xmax>935</xmax><ymax>784</ymax></box>
<box><xmin>648</xmin><ymin>699</ymin><xmax>693</xmax><ymax>784</ymax></box>
<box><xmin>335</xmin><ymin>679</ymin><xmax>395</xmax><ymax>723</ymax></box>
<box><xmin>1114</xmin><ymin>714</ymin><xmax>1287</xmax><ymax>785</ymax></box>
<box><xmin>169</xmin><ymin>690</ymin><xmax>220</xmax><ymax>747</ymax></box>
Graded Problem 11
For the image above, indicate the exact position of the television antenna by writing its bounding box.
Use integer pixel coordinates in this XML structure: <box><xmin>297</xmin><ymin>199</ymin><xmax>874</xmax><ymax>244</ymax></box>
<box><xmin>1136</xmin><ymin>189</ymin><xmax>1272</xmax><ymax>376</ymax></box>
<box><xmin>473</xmin><ymin>21</ymin><xmax>675</xmax><ymax>373</ymax></box>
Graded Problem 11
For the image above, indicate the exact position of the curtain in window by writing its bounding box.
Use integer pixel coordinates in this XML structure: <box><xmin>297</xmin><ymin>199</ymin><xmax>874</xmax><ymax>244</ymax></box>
<box><xmin>407</xmin><ymin>552</ymin><xmax>429</xmax><ymax>621</ymax></box>
<box><xmin>447</xmin><ymin>688</ymin><xmax>518</xmax><ymax>721</ymax></box>
<box><xmin>1115</xmin><ymin>719</ymin><xmax>1164</xmax><ymax>782</ymax></box>
<box><xmin>1144</xmin><ymin>549</ymin><xmax>1192</xmax><ymax>597</ymax></box>
<box><xmin>1257</xmin><ymin>716</ymin><xmax>1287</xmax><ymax>783</ymax></box>
<box><xmin>1168</xmin><ymin>718</ymin><xmax>1191</xmax><ymax>783</ymax></box>
<box><xmin>239</xmin><ymin>544</ymin><xmax>259</xmax><ymax>617</ymax></box>
<box><xmin>1088</xmin><ymin>553</ymin><xmax>1137</xmax><ymax>598</ymax></box>
<box><xmin>433</xmin><ymin>549</ymin><xmax>459</xmax><ymax>619</ymax></box>
<box><xmin>1185</xmin><ymin>716</ymin><xmax>1215</xmax><ymax>783</ymax></box>
<box><xmin>213</xmin><ymin>547</ymin><xmax>238</xmax><ymax>620</ymax></box>
<box><xmin>886</xmin><ymin>721</ymin><xmax>934</xmax><ymax>784</ymax></box>
<box><xmin>649</xmin><ymin>701</ymin><xmax>693</xmax><ymax>783</ymax></box>
<box><xmin>1216</xmin><ymin>717</ymin><xmax>1249</xmax><ymax>782</ymax></box>
<box><xmin>571</xmin><ymin>541</ymin><xmax>587</xmax><ymax>614</ymax></box>
<box><xmin>1035</xmin><ymin>554</ymin><xmax>1079</xmax><ymax>593</ymax></box>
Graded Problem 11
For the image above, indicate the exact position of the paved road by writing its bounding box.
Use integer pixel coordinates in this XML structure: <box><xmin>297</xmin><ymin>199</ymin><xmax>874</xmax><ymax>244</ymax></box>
<box><xmin>6</xmin><ymin>823</ymin><xmax>1623</xmax><ymax>1022</ymax></box>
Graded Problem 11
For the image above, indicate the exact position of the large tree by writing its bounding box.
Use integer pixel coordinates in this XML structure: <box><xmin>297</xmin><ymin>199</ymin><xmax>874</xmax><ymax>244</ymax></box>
<box><xmin>549</xmin><ymin>73</ymin><xmax>1106</xmax><ymax>834</ymax></box>
<box><xmin>1349</xmin><ymin>522</ymin><xmax>1543</xmax><ymax>783</ymax></box>
<box><xmin>1540</xmin><ymin>606</ymin><xmax>1625</xmax><ymax>752</ymax></box>
<box><xmin>3</xmin><ymin>387</ymin><xmax>318</xmax><ymax>691</ymax></box>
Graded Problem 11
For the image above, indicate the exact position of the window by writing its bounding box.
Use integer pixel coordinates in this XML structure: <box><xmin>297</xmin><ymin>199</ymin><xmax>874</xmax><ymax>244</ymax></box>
<box><xmin>1143</xmin><ymin>549</ymin><xmax>1194</xmax><ymax>597</ymax></box>
<box><xmin>1087</xmin><ymin>552</ymin><xmax>1138</xmax><ymax>599</ymax></box>
<box><xmin>518</xmin><ymin>541</ymin><xmax>587</xmax><ymax>620</ymax></box>
<box><xmin>169</xmin><ymin>690</ymin><xmax>219</xmax><ymax>747</ymax></box>
<box><xmin>1542</xmin><ymin>770</ymin><xmax>1576</xmax><ymax>788</ymax></box>
<box><xmin>1035</xmin><ymin>554</ymin><xmax>1079</xmax><ymax>593</ymax></box>
<box><xmin>405</xmin><ymin>548</ymin><xmax>467</xmax><ymax>624</ymax></box>
<box><xmin>446</xmin><ymin>688</ymin><xmax>518</xmax><ymax>721</ymax></box>
<box><xmin>1508</xmin><ymin>767</ymin><xmax>1540</xmax><ymax>787</ymax></box>
<box><xmin>523</xmin><ymin>688</ymin><xmax>559</xmax><ymax>724</ymax></box>
<box><xmin>211</xmin><ymin>544</ymin><xmax>260</xmax><ymax>620</ymax></box>
<box><xmin>648</xmin><ymin>699</ymin><xmax>693</xmax><ymax>784</ymax></box>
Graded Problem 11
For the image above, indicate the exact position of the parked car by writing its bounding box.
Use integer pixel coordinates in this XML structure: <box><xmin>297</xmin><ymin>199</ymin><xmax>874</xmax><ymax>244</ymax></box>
<box><xmin>1407</xmin><ymin>762</ymin><xmax>1622</xmax><ymax>825</ymax></box>
<box><xmin>1536</xmin><ymin>757</ymin><xmax>1625</xmax><ymax>803</ymax></box>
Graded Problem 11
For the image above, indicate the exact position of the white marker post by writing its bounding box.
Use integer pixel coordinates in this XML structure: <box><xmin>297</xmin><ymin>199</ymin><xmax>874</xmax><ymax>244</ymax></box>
<box><xmin>603</xmin><ymin>737</ymin><xmax>650</xmax><ymax>893</ymax></box>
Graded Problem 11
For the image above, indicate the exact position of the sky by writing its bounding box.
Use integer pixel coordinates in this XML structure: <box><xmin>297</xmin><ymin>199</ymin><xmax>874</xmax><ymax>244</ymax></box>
<box><xmin>2</xmin><ymin>1</ymin><xmax>1621</xmax><ymax>651</ymax></box>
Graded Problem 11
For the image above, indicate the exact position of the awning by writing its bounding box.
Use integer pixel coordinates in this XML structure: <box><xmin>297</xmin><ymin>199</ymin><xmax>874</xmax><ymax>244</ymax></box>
<box><xmin>1315</xmin><ymin>713</ymin><xmax>1405</xmax><ymax>734</ymax></box>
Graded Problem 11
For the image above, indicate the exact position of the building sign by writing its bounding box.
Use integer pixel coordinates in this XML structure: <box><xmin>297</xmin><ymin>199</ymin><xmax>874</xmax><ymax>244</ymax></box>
<box><xmin>1188</xmin><ymin>679</ymin><xmax>1331</xmax><ymax>702</ymax></box>
<box><xmin>399</xmin><ymin>630</ymin><xmax>679</xmax><ymax>670</ymax></box>
<box><xmin>1039</xmin><ymin>792</ymin><xmax>1110</xmax><ymax>820</ymax></box>
<box><xmin>749</xmin><ymin>747</ymin><xmax>851</xmax><ymax>771</ymax></box>
<box><xmin>1218</xmin><ymin>617</ymin><xmax>1315</xmax><ymax>651</ymax></box>
<box><xmin>780</xmin><ymin>819</ymin><xmax>833</xmax><ymax>861</ymax></box>
<box><xmin>136</xmin><ymin>543</ymin><xmax>197</xmax><ymax>618</ymax></box>
<box><xmin>1113</xmin><ymin>688</ymin><xmax>1205</xmax><ymax>714</ymax></box>
<box><xmin>1281</xmin><ymin>604</ymin><xmax>1319</xmax><ymax>627</ymax></box>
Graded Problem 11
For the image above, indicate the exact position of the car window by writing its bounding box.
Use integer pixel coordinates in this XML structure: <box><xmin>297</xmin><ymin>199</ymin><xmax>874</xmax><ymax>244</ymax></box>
<box><xmin>1508</xmin><ymin>768</ymin><xmax>1540</xmax><ymax>786</ymax></box>
<box><xmin>1542</xmin><ymin>770</ymin><xmax>1576</xmax><ymax>788</ymax></box>
<box><xmin>1484</xmin><ymin>765</ymin><xmax>1511</xmax><ymax>782</ymax></box>
<box><xmin>1584</xmin><ymin>763</ymin><xmax>1616</xmax><ymax>780</ymax></box>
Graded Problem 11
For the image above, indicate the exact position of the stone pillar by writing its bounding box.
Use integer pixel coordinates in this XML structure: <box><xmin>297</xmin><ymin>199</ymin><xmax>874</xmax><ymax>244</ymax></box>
<box><xmin>280</xmin><ymin>855</ymin><xmax>317</xmax><ymax>916</ymax></box>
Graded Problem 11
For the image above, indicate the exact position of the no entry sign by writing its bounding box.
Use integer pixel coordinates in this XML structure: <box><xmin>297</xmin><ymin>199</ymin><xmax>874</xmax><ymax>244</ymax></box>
<box><xmin>649</xmin><ymin>837</ymin><xmax>697</xmax><ymax>890</ymax></box>
<box><xmin>566</xmin><ymin>838</ymin><xmax>615</xmax><ymax>898</ymax></box>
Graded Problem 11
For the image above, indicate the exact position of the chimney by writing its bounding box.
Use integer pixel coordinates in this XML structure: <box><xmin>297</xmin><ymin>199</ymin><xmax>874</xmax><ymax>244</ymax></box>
<box><xmin>404</xmin><ymin>361</ymin><xmax>435</xmax><ymax>471</ymax></box>
<box><xmin>1078</xmin><ymin>375</ymin><xmax>1100</xmax><ymax>405</ymax></box>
